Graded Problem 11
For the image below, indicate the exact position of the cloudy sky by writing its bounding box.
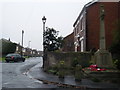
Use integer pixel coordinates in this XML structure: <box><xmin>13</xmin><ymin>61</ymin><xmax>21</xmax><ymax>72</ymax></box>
<box><xmin>1</xmin><ymin>0</ymin><xmax>92</xmax><ymax>51</ymax></box>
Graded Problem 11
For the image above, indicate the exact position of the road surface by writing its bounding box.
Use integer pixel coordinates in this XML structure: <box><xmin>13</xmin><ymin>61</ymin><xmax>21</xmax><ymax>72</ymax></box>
<box><xmin>2</xmin><ymin>57</ymin><xmax>57</xmax><ymax>89</ymax></box>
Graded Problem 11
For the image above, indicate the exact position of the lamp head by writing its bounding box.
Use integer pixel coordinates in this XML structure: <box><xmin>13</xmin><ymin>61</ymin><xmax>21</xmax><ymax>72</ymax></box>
<box><xmin>42</xmin><ymin>16</ymin><xmax>46</xmax><ymax>23</ymax></box>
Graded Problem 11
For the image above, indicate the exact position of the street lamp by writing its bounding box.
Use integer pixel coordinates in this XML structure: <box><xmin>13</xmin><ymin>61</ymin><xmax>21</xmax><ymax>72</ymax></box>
<box><xmin>21</xmin><ymin>30</ymin><xmax>24</xmax><ymax>56</ymax></box>
<box><xmin>42</xmin><ymin>16</ymin><xmax>46</xmax><ymax>25</ymax></box>
<box><xmin>28</xmin><ymin>41</ymin><xmax>31</xmax><ymax>48</ymax></box>
<box><xmin>27</xmin><ymin>41</ymin><xmax>31</xmax><ymax>57</ymax></box>
<box><xmin>42</xmin><ymin>16</ymin><xmax>46</xmax><ymax>69</ymax></box>
<box><xmin>42</xmin><ymin>16</ymin><xmax>46</xmax><ymax>51</ymax></box>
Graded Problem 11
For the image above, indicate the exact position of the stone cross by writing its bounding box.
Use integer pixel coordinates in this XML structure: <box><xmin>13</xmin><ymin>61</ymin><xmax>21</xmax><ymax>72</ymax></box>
<box><xmin>100</xmin><ymin>5</ymin><xmax>106</xmax><ymax>50</ymax></box>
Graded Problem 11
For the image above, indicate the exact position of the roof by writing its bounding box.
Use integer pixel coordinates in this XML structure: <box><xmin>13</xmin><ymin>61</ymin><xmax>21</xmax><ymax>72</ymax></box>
<box><xmin>98</xmin><ymin>0</ymin><xmax>120</xmax><ymax>2</ymax></box>
<box><xmin>0</xmin><ymin>38</ymin><xmax>11</xmax><ymax>43</ymax></box>
<box><xmin>73</xmin><ymin>0</ymin><xmax>120</xmax><ymax>27</ymax></box>
<box><xmin>73</xmin><ymin>0</ymin><xmax>98</xmax><ymax>27</ymax></box>
<box><xmin>64</xmin><ymin>32</ymin><xmax>74</xmax><ymax>40</ymax></box>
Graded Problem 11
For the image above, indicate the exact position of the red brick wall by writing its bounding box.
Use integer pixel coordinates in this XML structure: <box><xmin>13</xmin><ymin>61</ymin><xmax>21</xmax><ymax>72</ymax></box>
<box><xmin>86</xmin><ymin>2</ymin><xmax>119</xmax><ymax>51</ymax></box>
<box><xmin>62</xmin><ymin>32</ymin><xmax>74</xmax><ymax>52</ymax></box>
<box><xmin>118</xmin><ymin>2</ymin><xmax>120</xmax><ymax>20</ymax></box>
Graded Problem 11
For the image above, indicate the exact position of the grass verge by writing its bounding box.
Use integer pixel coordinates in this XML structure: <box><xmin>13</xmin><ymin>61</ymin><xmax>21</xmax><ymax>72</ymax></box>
<box><xmin>0</xmin><ymin>57</ymin><xmax>5</xmax><ymax>62</ymax></box>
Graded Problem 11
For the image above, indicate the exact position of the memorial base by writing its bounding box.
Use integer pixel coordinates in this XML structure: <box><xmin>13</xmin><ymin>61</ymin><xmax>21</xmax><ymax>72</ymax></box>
<box><xmin>94</xmin><ymin>49</ymin><xmax>113</xmax><ymax>68</ymax></box>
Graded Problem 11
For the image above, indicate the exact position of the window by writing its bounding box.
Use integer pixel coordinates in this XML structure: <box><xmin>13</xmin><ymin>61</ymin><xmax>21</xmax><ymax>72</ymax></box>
<box><xmin>81</xmin><ymin>40</ymin><xmax>84</xmax><ymax>52</ymax></box>
<box><xmin>80</xmin><ymin>21</ymin><xmax>82</xmax><ymax>30</ymax></box>
<box><xmin>16</xmin><ymin>46</ymin><xmax>19</xmax><ymax>51</ymax></box>
<box><xmin>22</xmin><ymin>48</ymin><xmax>26</xmax><ymax>52</ymax></box>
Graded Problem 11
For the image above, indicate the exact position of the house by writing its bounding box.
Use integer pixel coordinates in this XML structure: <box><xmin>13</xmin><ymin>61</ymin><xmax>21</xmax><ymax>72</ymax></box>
<box><xmin>22</xmin><ymin>48</ymin><xmax>31</xmax><ymax>57</ymax></box>
<box><xmin>0</xmin><ymin>38</ymin><xmax>42</xmax><ymax>57</ymax></box>
<box><xmin>32</xmin><ymin>49</ymin><xmax>38</xmax><ymax>57</ymax></box>
<box><xmin>37</xmin><ymin>51</ymin><xmax>43</xmax><ymax>57</ymax></box>
<box><xmin>62</xmin><ymin>32</ymin><xmax>74</xmax><ymax>52</ymax></box>
<box><xmin>73</xmin><ymin>0</ymin><xmax>120</xmax><ymax>52</ymax></box>
<box><xmin>15</xmin><ymin>43</ymin><xmax>23</xmax><ymax>55</ymax></box>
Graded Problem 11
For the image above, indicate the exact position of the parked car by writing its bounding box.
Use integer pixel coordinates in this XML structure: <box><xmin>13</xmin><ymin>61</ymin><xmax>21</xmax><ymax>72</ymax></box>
<box><xmin>5</xmin><ymin>53</ymin><xmax>25</xmax><ymax>62</ymax></box>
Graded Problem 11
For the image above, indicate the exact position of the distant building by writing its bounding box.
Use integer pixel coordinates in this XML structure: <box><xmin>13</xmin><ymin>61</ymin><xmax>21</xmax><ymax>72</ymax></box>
<box><xmin>62</xmin><ymin>32</ymin><xmax>74</xmax><ymax>52</ymax></box>
<box><xmin>32</xmin><ymin>49</ymin><xmax>38</xmax><ymax>57</ymax></box>
<box><xmin>15</xmin><ymin>44</ymin><xmax>22</xmax><ymax>55</ymax></box>
<box><xmin>37</xmin><ymin>51</ymin><xmax>43</xmax><ymax>57</ymax></box>
<box><xmin>73</xmin><ymin>0</ymin><xmax>120</xmax><ymax>52</ymax></box>
<box><xmin>0</xmin><ymin>38</ymin><xmax>42</xmax><ymax>57</ymax></box>
<box><xmin>22</xmin><ymin>48</ymin><xmax>31</xmax><ymax>56</ymax></box>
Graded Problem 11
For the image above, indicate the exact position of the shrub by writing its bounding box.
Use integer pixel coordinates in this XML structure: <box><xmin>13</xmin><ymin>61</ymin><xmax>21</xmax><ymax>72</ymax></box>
<box><xmin>114</xmin><ymin>59</ymin><xmax>120</xmax><ymax>70</ymax></box>
<box><xmin>91</xmin><ymin>78</ymin><xmax>100</xmax><ymax>82</ymax></box>
<box><xmin>58</xmin><ymin>60</ymin><xmax>65</xmax><ymax>78</ymax></box>
<box><xmin>2</xmin><ymin>40</ymin><xmax>16</xmax><ymax>56</ymax></box>
<box><xmin>48</xmin><ymin>69</ymin><xmax>57</xmax><ymax>75</ymax></box>
<box><xmin>71</xmin><ymin>58</ymin><xmax>79</xmax><ymax>67</ymax></box>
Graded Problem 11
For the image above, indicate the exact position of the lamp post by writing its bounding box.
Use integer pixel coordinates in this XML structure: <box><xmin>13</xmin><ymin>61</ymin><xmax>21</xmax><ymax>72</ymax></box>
<box><xmin>42</xmin><ymin>16</ymin><xmax>46</xmax><ymax>69</ymax></box>
<box><xmin>28</xmin><ymin>41</ymin><xmax>31</xmax><ymax>48</ymax></box>
<box><xmin>27</xmin><ymin>41</ymin><xmax>31</xmax><ymax>57</ymax></box>
<box><xmin>21</xmin><ymin>30</ymin><xmax>24</xmax><ymax>56</ymax></box>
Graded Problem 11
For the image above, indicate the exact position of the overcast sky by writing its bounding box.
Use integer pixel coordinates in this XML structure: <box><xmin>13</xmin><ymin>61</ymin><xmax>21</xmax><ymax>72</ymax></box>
<box><xmin>1</xmin><ymin>0</ymin><xmax>92</xmax><ymax>51</ymax></box>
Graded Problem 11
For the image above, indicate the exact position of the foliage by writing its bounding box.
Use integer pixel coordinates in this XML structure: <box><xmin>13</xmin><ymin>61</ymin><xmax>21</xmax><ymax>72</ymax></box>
<box><xmin>58</xmin><ymin>60</ymin><xmax>65</xmax><ymax>78</ymax></box>
<box><xmin>109</xmin><ymin>20</ymin><xmax>120</xmax><ymax>54</ymax></box>
<box><xmin>48</xmin><ymin>69</ymin><xmax>57</xmax><ymax>75</ymax></box>
<box><xmin>91</xmin><ymin>78</ymin><xmax>100</xmax><ymax>82</ymax></box>
<box><xmin>59</xmin><ymin>60</ymin><xmax>65</xmax><ymax>65</ymax></box>
<box><xmin>43</xmin><ymin>27</ymin><xmax>63</xmax><ymax>51</ymax></box>
<box><xmin>109</xmin><ymin>20</ymin><xmax>120</xmax><ymax>69</ymax></box>
<box><xmin>1</xmin><ymin>39</ymin><xmax>17</xmax><ymax>56</ymax></box>
<box><xmin>113</xmin><ymin>59</ymin><xmax>120</xmax><ymax>70</ymax></box>
<box><xmin>47</xmin><ymin>65</ymin><xmax>59</xmax><ymax>75</ymax></box>
<box><xmin>0</xmin><ymin>57</ymin><xmax>6</xmax><ymax>62</ymax></box>
<box><xmin>71</xmin><ymin>58</ymin><xmax>79</xmax><ymax>67</ymax></box>
<box><xmin>75</xmin><ymin>65</ymin><xmax>83</xmax><ymax>81</ymax></box>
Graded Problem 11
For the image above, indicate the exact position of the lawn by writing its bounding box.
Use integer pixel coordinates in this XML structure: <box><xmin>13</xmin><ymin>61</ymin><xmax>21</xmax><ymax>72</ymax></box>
<box><xmin>0</xmin><ymin>57</ymin><xmax>5</xmax><ymax>62</ymax></box>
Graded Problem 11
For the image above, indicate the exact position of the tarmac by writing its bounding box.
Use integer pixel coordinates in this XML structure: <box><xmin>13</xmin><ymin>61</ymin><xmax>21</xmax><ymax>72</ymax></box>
<box><xmin>29</xmin><ymin>63</ymin><xmax>120</xmax><ymax>90</ymax></box>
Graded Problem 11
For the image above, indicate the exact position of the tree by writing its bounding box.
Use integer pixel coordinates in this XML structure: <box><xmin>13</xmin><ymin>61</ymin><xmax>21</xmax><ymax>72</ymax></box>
<box><xmin>109</xmin><ymin>20</ymin><xmax>120</xmax><ymax>55</ymax></box>
<box><xmin>43</xmin><ymin>27</ymin><xmax>63</xmax><ymax>51</ymax></box>
<box><xmin>109</xmin><ymin>20</ymin><xmax>120</xmax><ymax>69</ymax></box>
<box><xmin>1</xmin><ymin>39</ymin><xmax>17</xmax><ymax>56</ymax></box>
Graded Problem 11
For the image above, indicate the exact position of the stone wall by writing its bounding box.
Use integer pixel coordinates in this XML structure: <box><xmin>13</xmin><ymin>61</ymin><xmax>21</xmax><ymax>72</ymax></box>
<box><xmin>44</xmin><ymin>52</ymin><xmax>92</xmax><ymax>70</ymax></box>
<box><xmin>90</xmin><ymin>72</ymin><xmax>120</xmax><ymax>83</ymax></box>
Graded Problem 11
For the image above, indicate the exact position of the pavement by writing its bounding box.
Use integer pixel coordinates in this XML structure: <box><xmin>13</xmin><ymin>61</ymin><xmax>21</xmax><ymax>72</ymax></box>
<box><xmin>28</xmin><ymin>63</ymin><xmax>120</xmax><ymax>89</ymax></box>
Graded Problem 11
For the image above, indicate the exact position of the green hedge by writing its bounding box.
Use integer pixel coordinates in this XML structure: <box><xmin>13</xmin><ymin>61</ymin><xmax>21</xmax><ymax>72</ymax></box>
<box><xmin>2</xmin><ymin>40</ymin><xmax>16</xmax><ymax>56</ymax></box>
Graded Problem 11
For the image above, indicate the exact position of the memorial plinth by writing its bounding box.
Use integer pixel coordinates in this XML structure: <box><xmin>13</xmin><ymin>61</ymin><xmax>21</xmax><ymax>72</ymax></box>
<box><xmin>95</xmin><ymin>49</ymin><xmax>113</xmax><ymax>68</ymax></box>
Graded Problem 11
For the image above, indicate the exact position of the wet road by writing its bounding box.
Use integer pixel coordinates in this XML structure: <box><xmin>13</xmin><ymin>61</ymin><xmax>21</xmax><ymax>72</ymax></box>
<box><xmin>2</xmin><ymin>57</ymin><xmax>57</xmax><ymax>88</ymax></box>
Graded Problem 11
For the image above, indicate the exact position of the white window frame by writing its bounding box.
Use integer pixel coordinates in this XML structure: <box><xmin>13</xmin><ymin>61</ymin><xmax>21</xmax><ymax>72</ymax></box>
<box><xmin>80</xmin><ymin>37</ymin><xmax>84</xmax><ymax>52</ymax></box>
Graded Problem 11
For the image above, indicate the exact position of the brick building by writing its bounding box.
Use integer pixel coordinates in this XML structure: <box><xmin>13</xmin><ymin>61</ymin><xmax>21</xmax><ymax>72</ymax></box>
<box><xmin>73</xmin><ymin>0</ymin><xmax>120</xmax><ymax>52</ymax></box>
<box><xmin>62</xmin><ymin>32</ymin><xmax>74</xmax><ymax>52</ymax></box>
